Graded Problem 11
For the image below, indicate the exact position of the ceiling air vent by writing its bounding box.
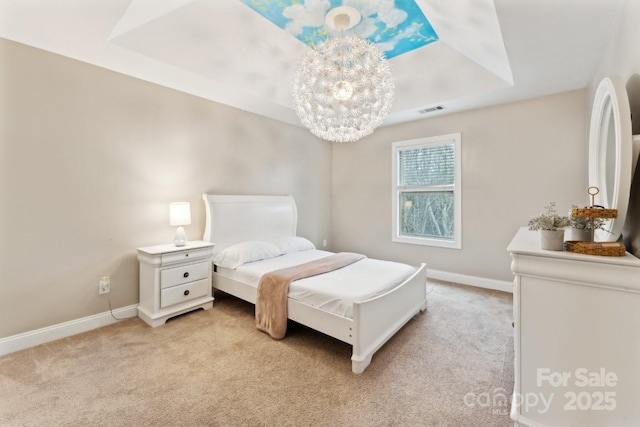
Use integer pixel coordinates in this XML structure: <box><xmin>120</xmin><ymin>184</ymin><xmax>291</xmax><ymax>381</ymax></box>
<box><xmin>418</xmin><ymin>105</ymin><xmax>445</xmax><ymax>114</ymax></box>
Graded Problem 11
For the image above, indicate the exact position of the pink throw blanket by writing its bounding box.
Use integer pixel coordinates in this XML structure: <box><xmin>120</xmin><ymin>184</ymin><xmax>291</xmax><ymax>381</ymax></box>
<box><xmin>255</xmin><ymin>252</ymin><xmax>366</xmax><ymax>339</ymax></box>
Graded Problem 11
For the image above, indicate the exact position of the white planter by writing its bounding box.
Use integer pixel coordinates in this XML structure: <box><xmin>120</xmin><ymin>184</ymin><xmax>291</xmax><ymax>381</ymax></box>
<box><xmin>540</xmin><ymin>229</ymin><xmax>565</xmax><ymax>251</ymax></box>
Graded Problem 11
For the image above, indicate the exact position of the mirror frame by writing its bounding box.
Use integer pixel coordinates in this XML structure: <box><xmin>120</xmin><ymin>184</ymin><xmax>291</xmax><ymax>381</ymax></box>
<box><xmin>588</xmin><ymin>76</ymin><xmax>632</xmax><ymax>242</ymax></box>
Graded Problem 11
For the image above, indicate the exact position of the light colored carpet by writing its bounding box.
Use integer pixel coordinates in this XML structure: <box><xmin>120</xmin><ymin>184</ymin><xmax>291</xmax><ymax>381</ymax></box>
<box><xmin>0</xmin><ymin>281</ymin><xmax>513</xmax><ymax>426</ymax></box>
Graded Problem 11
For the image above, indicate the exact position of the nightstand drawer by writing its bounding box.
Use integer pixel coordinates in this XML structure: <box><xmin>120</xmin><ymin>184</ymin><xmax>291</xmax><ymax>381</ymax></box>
<box><xmin>160</xmin><ymin>278</ymin><xmax>210</xmax><ymax>309</ymax></box>
<box><xmin>160</xmin><ymin>261</ymin><xmax>209</xmax><ymax>289</ymax></box>
<box><xmin>161</xmin><ymin>247</ymin><xmax>212</xmax><ymax>265</ymax></box>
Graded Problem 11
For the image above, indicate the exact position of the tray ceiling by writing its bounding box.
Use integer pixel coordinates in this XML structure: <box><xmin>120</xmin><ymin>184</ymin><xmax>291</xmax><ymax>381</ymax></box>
<box><xmin>0</xmin><ymin>0</ymin><xmax>625</xmax><ymax>128</ymax></box>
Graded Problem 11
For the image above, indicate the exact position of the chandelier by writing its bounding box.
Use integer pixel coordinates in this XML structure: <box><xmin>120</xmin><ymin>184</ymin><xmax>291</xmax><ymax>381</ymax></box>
<box><xmin>292</xmin><ymin>7</ymin><xmax>394</xmax><ymax>143</ymax></box>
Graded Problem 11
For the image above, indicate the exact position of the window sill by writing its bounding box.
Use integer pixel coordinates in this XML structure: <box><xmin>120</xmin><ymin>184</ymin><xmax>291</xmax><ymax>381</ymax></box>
<box><xmin>392</xmin><ymin>235</ymin><xmax>461</xmax><ymax>249</ymax></box>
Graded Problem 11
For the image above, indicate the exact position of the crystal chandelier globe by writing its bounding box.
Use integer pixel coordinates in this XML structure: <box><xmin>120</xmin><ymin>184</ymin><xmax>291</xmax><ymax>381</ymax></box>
<box><xmin>292</xmin><ymin>7</ymin><xmax>394</xmax><ymax>143</ymax></box>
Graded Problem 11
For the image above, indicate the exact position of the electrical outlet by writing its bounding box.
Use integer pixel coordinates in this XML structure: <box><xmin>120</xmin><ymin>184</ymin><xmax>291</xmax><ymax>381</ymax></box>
<box><xmin>322</xmin><ymin>239</ymin><xmax>327</xmax><ymax>247</ymax></box>
<box><xmin>99</xmin><ymin>276</ymin><xmax>111</xmax><ymax>294</ymax></box>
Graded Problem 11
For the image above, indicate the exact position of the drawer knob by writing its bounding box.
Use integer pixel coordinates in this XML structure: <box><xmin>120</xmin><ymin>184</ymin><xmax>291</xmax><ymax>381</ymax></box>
<box><xmin>184</xmin><ymin>290</ymin><xmax>190</xmax><ymax>296</ymax></box>
<box><xmin>183</xmin><ymin>272</ymin><xmax>189</xmax><ymax>278</ymax></box>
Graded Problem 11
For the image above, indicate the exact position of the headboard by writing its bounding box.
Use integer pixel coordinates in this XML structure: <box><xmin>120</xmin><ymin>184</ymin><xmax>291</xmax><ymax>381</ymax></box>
<box><xmin>202</xmin><ymin>194</ymin><xmax>297</xmax><ymax>253</ymax></box>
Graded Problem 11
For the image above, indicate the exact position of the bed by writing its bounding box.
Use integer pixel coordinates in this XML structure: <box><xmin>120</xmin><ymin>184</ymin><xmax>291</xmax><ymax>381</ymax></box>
<box><xmin>202</xmin><ymin>194</ymin><xmax>428</xmax><ymax>373</ymax></box>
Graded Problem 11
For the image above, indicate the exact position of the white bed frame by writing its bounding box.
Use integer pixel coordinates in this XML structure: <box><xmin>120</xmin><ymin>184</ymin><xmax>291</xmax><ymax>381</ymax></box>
<box><xmin>202</xmin><ymin>194</ymin><xmax>427</xmax><ymax>374</ymax></box>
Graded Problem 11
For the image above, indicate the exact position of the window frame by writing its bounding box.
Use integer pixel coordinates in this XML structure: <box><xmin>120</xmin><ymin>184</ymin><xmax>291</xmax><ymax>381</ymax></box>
<box><xmin>391</xmin><ymin>133</ymin><xmax>462</xmax><ymax>249</ymax></box>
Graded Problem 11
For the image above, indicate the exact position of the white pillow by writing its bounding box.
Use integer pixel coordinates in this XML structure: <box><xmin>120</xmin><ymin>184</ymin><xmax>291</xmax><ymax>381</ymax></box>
<box><xmin>270</xmin><ymin>236</ymin><xmax>315</xmax><ymax>254</ymax></box>
<box><xmin>213</xmin><ymin>241</ymin><xmax>281</xmax><ymax>269</ymax></box>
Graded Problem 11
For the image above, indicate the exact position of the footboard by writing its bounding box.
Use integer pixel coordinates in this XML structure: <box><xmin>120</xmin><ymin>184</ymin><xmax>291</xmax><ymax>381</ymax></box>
<box><xmin>351</xmin><ymin>263</ymin><xmax>427</xmax><ymax>374</ymax></box>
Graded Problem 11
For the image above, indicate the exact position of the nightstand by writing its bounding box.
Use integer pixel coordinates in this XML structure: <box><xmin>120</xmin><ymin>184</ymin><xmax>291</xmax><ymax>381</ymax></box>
<box><xmin>137</xmin><ymin>241</ymin><xmax>215</xmax><ymax>327</ymax></box>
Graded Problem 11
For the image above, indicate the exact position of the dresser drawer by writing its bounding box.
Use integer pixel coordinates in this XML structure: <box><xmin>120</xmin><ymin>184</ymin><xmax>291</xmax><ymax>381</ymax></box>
<box><xmin>160</xmin><ymin>278</ymin><xmax>210</xmax><ymax>309</ymax></box>
<box><xmin>161</xmin><ymin>247</ymin><xmax>212</xmax><ymax>265</ymax></box>
<box><xmin>160</xmin><ymin>261</ymin><xmax>209</xmax><ymax>289</ymax></box>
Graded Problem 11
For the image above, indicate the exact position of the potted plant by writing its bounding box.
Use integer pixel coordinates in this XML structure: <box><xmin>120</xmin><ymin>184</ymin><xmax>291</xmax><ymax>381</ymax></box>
<box><xmin>528</xmin><ymin>202</ymin><xmax>571</xmax><ymax>250</ymax></box>
<box><xmin>567</xmin><ymin>204</ymin><xmax>605</xmax><ymax>241</ymax></box>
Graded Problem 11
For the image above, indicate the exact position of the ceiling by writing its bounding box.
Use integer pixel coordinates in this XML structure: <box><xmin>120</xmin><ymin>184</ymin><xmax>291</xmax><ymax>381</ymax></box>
<box><xmin>0</xmin><ymin>0</ymin><xmax>625</xmax><ymax>129</ymax></box>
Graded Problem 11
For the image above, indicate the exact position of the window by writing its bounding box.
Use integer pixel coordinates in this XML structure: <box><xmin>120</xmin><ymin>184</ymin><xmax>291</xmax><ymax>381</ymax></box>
<box><xmin>392</xmin><ymin>133</ymin><xmax>461</xmax><ymax>248</ymax></box>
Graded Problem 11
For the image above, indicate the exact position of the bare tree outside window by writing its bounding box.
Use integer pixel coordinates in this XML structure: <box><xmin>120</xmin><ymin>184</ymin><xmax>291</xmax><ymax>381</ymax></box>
<box><xmin>400</xmin><ymin>191</ymin><xmax>454</xmax><ymax>238</ymax></box>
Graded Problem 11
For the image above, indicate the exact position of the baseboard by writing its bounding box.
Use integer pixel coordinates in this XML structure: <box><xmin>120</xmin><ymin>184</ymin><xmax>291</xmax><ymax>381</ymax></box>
<box><xmin>429</xmin><ymin>269</ymin><xmax>513</xmax><ymax>293</ymax></box>
<box><xmin>511</xmin><ymin>412</ymin><xmax>548</xmax><ymax>427</ymax></box>
<box><xmin>0</xmin><ymin>304</ymin><xmax>139</xmax><ymax>357</ymax></box>
<box><xmin>0</xmin><ymin>270</ymin><xmax>511</xmax><ymax>356</ymax></box>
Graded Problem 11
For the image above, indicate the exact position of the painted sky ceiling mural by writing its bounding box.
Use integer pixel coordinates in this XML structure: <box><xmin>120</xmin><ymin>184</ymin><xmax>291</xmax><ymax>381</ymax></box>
<box><xmin>240</xmin><ymin>0</ymin><xmax>439</xmax><ymax>59</ymax></box>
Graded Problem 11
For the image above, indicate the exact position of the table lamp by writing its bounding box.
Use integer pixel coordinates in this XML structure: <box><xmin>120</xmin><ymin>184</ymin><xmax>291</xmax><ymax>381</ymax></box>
<box><xmin>170</xmin><ymin>202</ymin><xmax>191</xmax><ymax>247</ymax></box>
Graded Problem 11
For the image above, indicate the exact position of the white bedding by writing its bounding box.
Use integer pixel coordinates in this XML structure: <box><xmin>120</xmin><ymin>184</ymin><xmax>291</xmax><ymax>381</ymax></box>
<box><xmin>215</xmin><ymin>249</ymin><xmax>417</xmax><ymax>318</ymax></box>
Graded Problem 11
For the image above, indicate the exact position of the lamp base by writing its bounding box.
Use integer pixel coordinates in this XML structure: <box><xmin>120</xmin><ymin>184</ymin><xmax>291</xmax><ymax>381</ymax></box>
<box><xmin>174</xmin><ymin>226</ymin><xmax>188</xmax><ymax>247</ymax></box>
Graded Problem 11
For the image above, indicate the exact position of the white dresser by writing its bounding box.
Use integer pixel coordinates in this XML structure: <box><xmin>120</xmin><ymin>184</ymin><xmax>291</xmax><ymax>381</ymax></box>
<box><xmin>508</xmin><ymin>228</ymin><xmax>640</xmax><ymax>426</ymax></box>
<box><xmin>137</xmin><ymin>241</ymin><xmax>215</xmax><ymax>327</ymax></box>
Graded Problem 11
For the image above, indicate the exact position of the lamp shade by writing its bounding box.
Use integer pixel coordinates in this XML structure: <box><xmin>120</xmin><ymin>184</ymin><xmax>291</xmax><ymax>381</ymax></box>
<box><xmin>169</xmin><ymin>202</ymin><xmax>191</xmax><ymax>226</ymax></box>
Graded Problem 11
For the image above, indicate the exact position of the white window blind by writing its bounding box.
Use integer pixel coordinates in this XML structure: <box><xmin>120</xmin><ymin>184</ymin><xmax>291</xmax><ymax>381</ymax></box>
<box><xmin>398</xmin><ymin>144</ymin><xmax>455</xmax><ymax>186</ymax></box>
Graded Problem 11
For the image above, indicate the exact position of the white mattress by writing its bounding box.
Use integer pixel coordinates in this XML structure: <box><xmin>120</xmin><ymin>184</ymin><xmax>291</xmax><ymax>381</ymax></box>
<box><xmin>215</xmin><ymin>249</ymin><xmax>417</xmax><ymax>318</ymax></box>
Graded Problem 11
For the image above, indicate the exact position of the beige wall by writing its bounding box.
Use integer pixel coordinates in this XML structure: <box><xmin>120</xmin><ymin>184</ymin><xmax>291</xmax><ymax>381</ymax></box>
<box><xmin>0</xmin><ymin>39</ymin><xmax>332</xmax><ymax>338</ymax></box>
<box><xmin>332</xmin><ymin>90</ymin><xmax>588</xmax><ymax>282</ymax></box>
<box><xmin>590</xmin><ymin>0</ymin><xmax>640</xmax><ymax>257</ymax></box>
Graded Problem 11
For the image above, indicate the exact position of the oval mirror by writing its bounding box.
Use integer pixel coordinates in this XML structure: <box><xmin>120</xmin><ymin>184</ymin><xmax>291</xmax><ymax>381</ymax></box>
<box><xmin>588</xmin><ymin>77</ymin><xmax>632</xmax><ymax>242</ymax></box>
